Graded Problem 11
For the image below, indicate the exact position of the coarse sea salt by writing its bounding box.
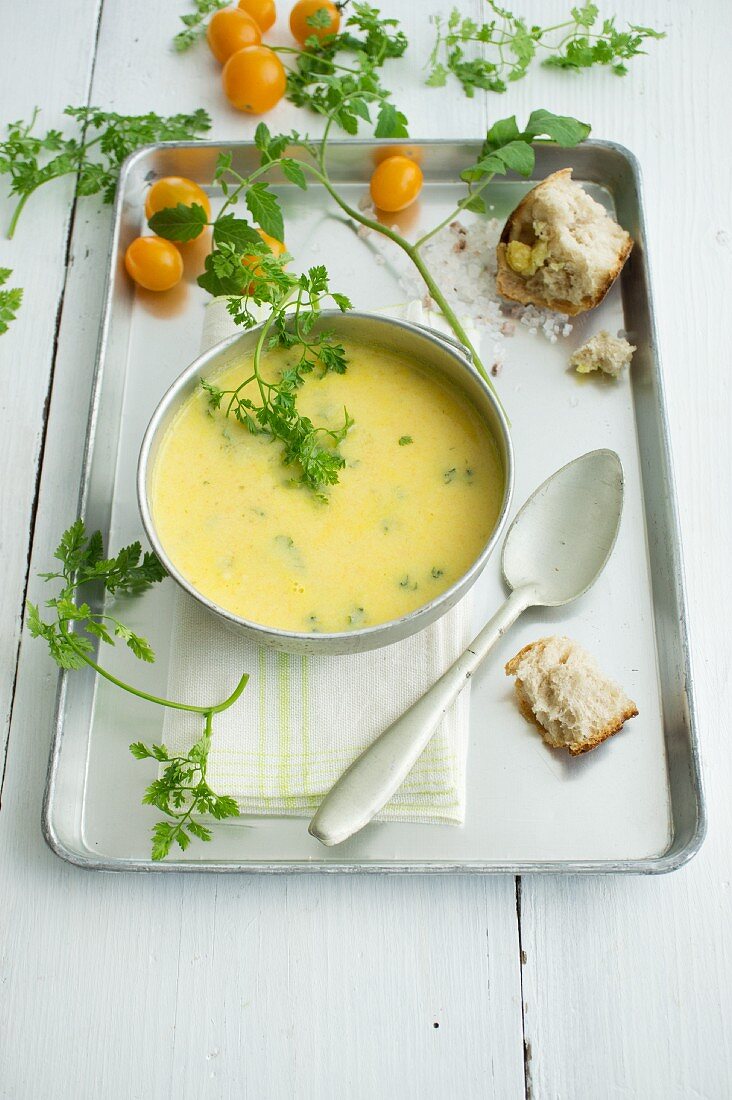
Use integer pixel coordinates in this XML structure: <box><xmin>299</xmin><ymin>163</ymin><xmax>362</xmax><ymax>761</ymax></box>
<box><xmin>370</xmin><ymin>217</ymin><xmax>572</xmax><ymax>366</ymax></box>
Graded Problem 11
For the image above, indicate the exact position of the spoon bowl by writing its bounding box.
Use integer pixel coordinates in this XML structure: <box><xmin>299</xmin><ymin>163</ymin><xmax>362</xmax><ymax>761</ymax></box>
<box><xmin>502</xmin><ymin>448</ymin><xmax>624</xmax><ymax>606</ymax></box>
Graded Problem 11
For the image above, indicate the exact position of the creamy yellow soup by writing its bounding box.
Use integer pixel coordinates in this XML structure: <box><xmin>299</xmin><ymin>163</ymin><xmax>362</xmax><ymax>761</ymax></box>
<box><xmin>152</xmin><ymin>338</ymin><xmax>504</xmax><ymax>633</ymax></box>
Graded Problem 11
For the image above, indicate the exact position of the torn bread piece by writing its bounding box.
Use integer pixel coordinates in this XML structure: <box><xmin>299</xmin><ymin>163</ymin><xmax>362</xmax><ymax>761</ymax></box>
<box><xmin>570</xmin><ymin>330</ymin><xmax>636</xmax><ymax>378</ymax></box>
<box><xmin>505</xmin><ymin>636</ymin><xmax>638</xmax><ymax>755</ymax></box>
<box><xmin>496</xmin><ymin>169</ymin><xmax>633</xmax><ymax>316</ymax></box>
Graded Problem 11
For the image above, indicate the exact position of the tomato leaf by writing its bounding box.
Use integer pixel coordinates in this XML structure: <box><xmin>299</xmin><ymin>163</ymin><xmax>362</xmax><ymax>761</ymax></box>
<box><xmin>483</xmin><ymin>115</ymin><xmax>521</xmax><ymax>151</ymax></box>
<box><xmin>523</xmin><ymin>109</ymin><xmax>591</xmax><ymax>146</ymax></box>
<box><xmin>489</xmin><ymin>139</ymin><xmax>535</xmax><ymax>176</ymax></box>
<box><xmin>213</xmin><ymin>214</ymin><xmax>263</xmax><ymax>251</ymax></box>
<box><xmin>245</xmin><ymin>182</ymin><xmax>284</xmax><ymax>242</ymax></box>
<box><xmin>280</xmin><ymin>158</ymin><xmax>307</xmax><ymax>190</ymax></box>
<box><xmin>374</xmin><ymin>102</ymin><xmax>409</xmax><ymax>139</ymax></box>
<box><xmin>148</xmin><ymin>201</ymin><xmax>208</xmax><ymax>241</ymax></box>
<box><xmin>198</xmin><ymin>250</ymin><xmax>250</xmax><ymax>297</ymax></box>
<box><xmin>462</xmin><ymin>192</ymin><xmax>487</xmax><ymax>214</ymax></box>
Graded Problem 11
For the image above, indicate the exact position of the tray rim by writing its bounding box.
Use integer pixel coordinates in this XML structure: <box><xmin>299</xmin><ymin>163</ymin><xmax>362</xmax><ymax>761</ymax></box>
<box><xmin>41</xmin><ymin>136</ymin><xmax>707</xmax><ymax>875</ymax></box>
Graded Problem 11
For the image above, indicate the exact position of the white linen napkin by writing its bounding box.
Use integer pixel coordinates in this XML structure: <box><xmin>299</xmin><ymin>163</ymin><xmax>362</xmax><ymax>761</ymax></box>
<box><xmin>161</xmin><ymin>298</ymin><xmax>475</xmax><ymax>823</ymax></box>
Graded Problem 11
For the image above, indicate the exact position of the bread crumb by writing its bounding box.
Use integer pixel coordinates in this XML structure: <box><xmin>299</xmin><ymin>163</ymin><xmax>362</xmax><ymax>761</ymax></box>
<box><xmin>505</xmin><ymin>636</ymin><xmax>638</xmax><ymax>755</ymax></box>
<box><xmin>571</xmin><ymin>330</ymin><xmax>635</xmax><ymax>378</ymax></box>
<box><xmin>496</xmin><ymin>169</ymin><xmax>633</xmax><ymax>316</ymax></box>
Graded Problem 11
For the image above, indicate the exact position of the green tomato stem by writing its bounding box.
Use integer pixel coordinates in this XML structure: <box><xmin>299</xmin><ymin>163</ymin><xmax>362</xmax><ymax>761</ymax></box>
<box><xmin>299</xmin><ymin>160</ymin><xmax>503</xmax><ymax>408</ymax></box>
<box><xmin>413</xmin><ymin>173</ymin><xmax>495</xmax><ymax>249</ymax></box>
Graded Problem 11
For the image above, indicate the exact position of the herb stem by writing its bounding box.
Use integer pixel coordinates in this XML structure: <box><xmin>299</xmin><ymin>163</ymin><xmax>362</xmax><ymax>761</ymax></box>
<box><xmin>270</xmin><ymin>44</ymin><xmax>363</xmax><ymax>78</ymax></box>
<box><xmin>7</xmin><ymin>191</ymin><xmax>32</xmax><ymax>239</ymax></box>
<box><xmin>61</xmin><ymin>626</ymin><xmax>249</xmax><ymax>715</ymax></box>
<box><xmin>298</xmin><ymin>157</ymin><xmax>499</xmax><ymax>399</ymax></box>
<box><xmin>413</xmin><ymin>174</ymin><xmax>494</xmax><ymax>249</ymax></box>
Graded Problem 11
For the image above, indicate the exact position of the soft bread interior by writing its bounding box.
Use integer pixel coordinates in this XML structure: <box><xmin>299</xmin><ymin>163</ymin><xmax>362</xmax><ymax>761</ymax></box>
<box><xmin>496</xmin><ymin>169</ymin><xmax>633</xmax><ymax>316</ymax></box>
<box><xmin>505</xmin><ymin>636</ymin><xmax>638</xmax><ymax>755</ymax></box>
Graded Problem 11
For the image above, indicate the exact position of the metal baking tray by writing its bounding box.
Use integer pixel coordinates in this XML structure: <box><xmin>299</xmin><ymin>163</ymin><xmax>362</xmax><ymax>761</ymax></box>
<box><xmin>42</xmin><ymin>138</ymin><xmax>705</xmax><ymax>873</ymax></box>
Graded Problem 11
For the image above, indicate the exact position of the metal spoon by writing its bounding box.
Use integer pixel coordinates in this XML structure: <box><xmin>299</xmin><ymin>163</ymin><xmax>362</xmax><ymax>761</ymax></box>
<box><xmin>309</xmin><ymin>449</ymin><xmax>624</xmax><ymax>847</ymax></box>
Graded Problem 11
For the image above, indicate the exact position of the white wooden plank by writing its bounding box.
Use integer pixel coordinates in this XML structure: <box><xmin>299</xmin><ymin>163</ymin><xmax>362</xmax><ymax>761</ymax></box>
<box><xmin>0</xmin><ymin>0</ymin><xmax>103</xmax><ymax>769</ymax></box>
<box><xmin>168</xmin><ymin>877</ymin><xmax>525</xmax><ymax>1100</ymax></box>
<box><xmin>507</xmin><ymin>1</ymin><xmax>732</xmax><ymax>1097</ymax></box>
<box><xmin>0</xmin><ymin>2</ymin><xmax>526</xmax><ymax>1098</ymax></box>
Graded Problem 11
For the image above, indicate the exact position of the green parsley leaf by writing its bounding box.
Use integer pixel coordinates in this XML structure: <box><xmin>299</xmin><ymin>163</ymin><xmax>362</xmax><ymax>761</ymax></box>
<box><xmin>30</xmin><ymin>523</ymin><xmax>248</xmax><ymax>862</ymax></box>
<box><xmin>0</xmin><ymin>267</ymin><xmax>22</xmax><ymax>335</ymax></box>
<box><xmin>173</xmin><ymin>0</ymin><xmax>228</xmax><ymax>50</ymax></box>
<box><xmin>1</xmin><ymin>106</ymin><xmax>212</xmax><ymax>237</ymax></box>
<box><xmin>283</xmin><ymin>3</ymin><xmax>409</xmax><ymax>136</ymax></box>
<box><xmin>425</xmin><ymin>3</ymin><xmax>664</xmax><ymax>96</ymax></box>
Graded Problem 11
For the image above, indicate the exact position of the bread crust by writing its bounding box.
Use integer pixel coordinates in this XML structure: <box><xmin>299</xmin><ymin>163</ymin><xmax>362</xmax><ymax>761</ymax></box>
<box><xmin>505</xmin><ymin>637</ymin><xmax>638</xmax><ymax>755</ymax></box>
<box><xmin>564</xmin><ymin>702</ymin><xmax>639</xmax><ymax>755</ymax></box>
<box><xmin>495</xmin><ymin>168</ymin><xmax>633</xmax><ymax>316</ymax></box>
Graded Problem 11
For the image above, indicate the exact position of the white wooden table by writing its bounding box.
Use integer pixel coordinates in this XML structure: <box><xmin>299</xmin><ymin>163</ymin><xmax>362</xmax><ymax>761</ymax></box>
<box><xmin>1</xmin><ymin>2</ymin><xmax>730</xmax><ymax>1096</ymax></box>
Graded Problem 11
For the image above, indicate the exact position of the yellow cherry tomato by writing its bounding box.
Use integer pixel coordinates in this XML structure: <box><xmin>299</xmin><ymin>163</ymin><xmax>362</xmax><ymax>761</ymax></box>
<box><xmin>242</xmin><ymin>228</ymin><xmax>286</xmax><ymax>288</ymax></box>
<box><xmin>243</xmin><ymin>228</ymin><xmax>286</xmax><ymax>266</ymax></box>
<box><xmin>238</xmin><ymin>0</ymin><xmax>276</xmax><ymax>32</ymax></box>
<box><xmin>207</xmin><ymin>8</ymin><xmax>261</xmax><ymax>64</ymax></box>
<box><xmin>289</xmin><ymin>0</ymin><xmax>340</xmax><ymax>45</ymax></box>
<box><xmin>222</xmin><ymin>45</ymin><xmax>286</xmax><ymax>113</ymax></box>
<box><xmin>144</xmin><ymin>177</ymin><xmax>211</xmax><ymax>237</ymax></box>
<box><xmin>370</xmin><ymin>155</ymin><xmax>424</xmax><ymax>213</ymax></box>
<box><xmin>124</xmin><ymin>236</ymin><xmax>184</xmax><ymax>292</ymax></box>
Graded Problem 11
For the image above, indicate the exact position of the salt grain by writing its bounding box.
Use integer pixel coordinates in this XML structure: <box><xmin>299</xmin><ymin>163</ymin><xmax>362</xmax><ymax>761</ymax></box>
<box><xmin>378</xmin><ymin>217</ymin><xmax>573</xmax><ymax>365</ymax></box>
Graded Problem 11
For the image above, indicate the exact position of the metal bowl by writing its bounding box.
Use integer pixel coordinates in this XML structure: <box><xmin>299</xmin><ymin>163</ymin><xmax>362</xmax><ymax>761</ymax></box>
<box><xmin>138</xmin><ymin>311</ymin><xmax>514</xmax><ymax>655</ymax></box>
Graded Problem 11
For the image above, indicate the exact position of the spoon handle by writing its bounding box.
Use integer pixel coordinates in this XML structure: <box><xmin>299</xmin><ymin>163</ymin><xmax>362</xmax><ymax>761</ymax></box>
<box><xmin>309</xmin><ymin>587</ymin><xmax>533</xmax><ymax>847</ymax></box>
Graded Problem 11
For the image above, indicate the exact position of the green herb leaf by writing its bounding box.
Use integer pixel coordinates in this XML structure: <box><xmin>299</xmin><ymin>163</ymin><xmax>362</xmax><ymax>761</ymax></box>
<box><xmin>30</xmin><ymin>524</ymin><xmax>247</xmax><ymax>862</ymax></box>
<box><xmin>196</xmin><ymin>180</ymin><xmax>355</xmax><ymax>497</ymax></box>
<box><xmin>0</xmin><ymin>268</ymin><xmax>23</xmax><ymax>334</ymax></box>
<box><xmin>212</xmin><ymin>214</ymin><xmax>264</xmax><ymax>252</ymax></box>
<box><xmin>307</xmin><ymin>6</ymin><xmax>335</xmax><ymax>29</ymax></box>
<box><xmin>523</xmin><ymin>108</ymin><xmax>591</xmax><ymax>146</ymax></box>
<box><xmin>283</xmin><ymin>2</ymin><xmax>409</xmax><ymax>136</ymax></box>
<box><xmin>148</xmin><ymin>201</ymin><xmax>208</xmax><ymax>241</ymax></box>
<box><xmin>281</xmin><ymin>158</ymin><xmax>308</xmax><ymax>190</ymax></box>
<box><xmin>426</xmin><ymin>3</ymin><xmax>664</xmax><ymax>97</ymax></box>
<box><xmin>462</xmin><ymin>192</ymin><xmax>487</xmax><ymax>214</ymax></box>
<box><xmin>374</xmin><ymin>102</ymin><xmax>409</xmax><ymax>139</ymax></box>
<box><xmin>245</xmin><ymin>182</ymin><xmax>284</xmax><ymax>242</ymax></box>
<box><xmin>173</xmin><ymin>0</ymin><xmax>228</xmax><ymax>51</ymax></box>
<box><xmin>1</xmin><ymin>106</ymin><xmax>211</xmax><ymax>236</ymax></box>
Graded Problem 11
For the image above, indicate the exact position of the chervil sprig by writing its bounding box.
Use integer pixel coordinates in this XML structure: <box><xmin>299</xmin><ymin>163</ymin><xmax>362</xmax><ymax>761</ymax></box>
<box><xmin>426</xmin><ymin>2</ymin><xmax>665</xmax><ymax>96</ymax></box>
<box><xmin>0</xmin><ymin>106</ymin><xmax>212</xmax><ymax>238</ymax></box>
<box><xmin>28</xmin><ymin>520</ymin><xmax>248</xmax><ymax>860</ymax></box>
<box><xmin>130</xmin><ymin>722</ymin><xmax>241</xmax><ymax>860</ymax></box>
<box><xmin>0</xmin><ymin>268</ymin><xmax>22</xmax><ymax>335</ymax></box>
<box><xmin>173</xmin><ymin>0</ymin><xmax>229</xmax><ymax>51</ymax></box>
